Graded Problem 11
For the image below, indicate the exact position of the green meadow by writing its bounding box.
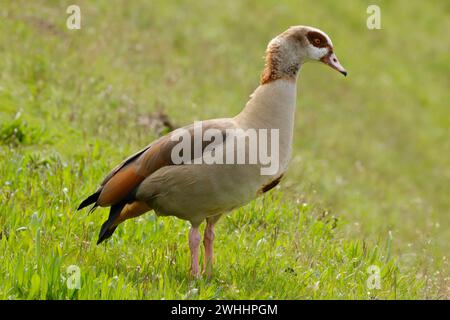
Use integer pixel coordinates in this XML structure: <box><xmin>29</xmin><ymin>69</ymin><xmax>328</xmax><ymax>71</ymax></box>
<box><xmin>0</xmin><ymin>0</ymin><xmax>448</xmax><ymax>299</ymax></box>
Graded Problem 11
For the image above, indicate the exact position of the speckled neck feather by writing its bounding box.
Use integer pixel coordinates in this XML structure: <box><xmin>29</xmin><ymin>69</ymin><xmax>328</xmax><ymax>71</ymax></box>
<box><xmin>260</xmin><ymin>32</ymin><xmax>304</xmax><ymax>85</ymax></box>
<box><xmin>260</xmin><ymin>46</ymin><xmax>299</xmax><ymax>84</ymax></box>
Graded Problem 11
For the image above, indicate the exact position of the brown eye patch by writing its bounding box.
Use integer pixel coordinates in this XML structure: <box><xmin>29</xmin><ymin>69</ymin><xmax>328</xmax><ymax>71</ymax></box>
<box><xmin>306</xmin><ymin>31</ymin><xmax>328</xmax><ymax>48</ymax></box>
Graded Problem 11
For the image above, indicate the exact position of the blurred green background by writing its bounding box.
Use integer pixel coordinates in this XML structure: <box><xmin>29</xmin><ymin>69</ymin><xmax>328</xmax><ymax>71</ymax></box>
<box><xmin>0</xmin><ymin>0</ymin><xmax>448</xmax><ymax>299</ymax></box>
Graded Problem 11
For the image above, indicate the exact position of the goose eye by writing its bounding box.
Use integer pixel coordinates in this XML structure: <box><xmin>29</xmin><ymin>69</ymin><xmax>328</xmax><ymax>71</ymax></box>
<box><xmin>314</xmin><ymin>38</ymin><xmax>321</xmax><ymax>45</ymax></box>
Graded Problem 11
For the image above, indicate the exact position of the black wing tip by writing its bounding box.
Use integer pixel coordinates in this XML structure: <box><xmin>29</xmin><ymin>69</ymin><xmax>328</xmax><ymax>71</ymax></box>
<box><xmin>88</xmin><ymin>204</ymin><xmax>98</xmax><ymax>214</ymax></box>
<box><xmin>77</xmin><ymin>202</ymin><xmax>87</xmax><ymax>211</ymax></box>
<box><xmin>77</xmin><ymin>191</ymin><xmax>101</xmax><ymax>211</ymax></box>
<box><xmin>97</xmin><ymin>223</ymin><xmax>117</xmax><ymax>245</ymax></box>
<box><xmin>96</xmin><ymin>202</ymin><xmax>124</xmax><ymax>245</ymax></box>
<box><xmin>96</xmin><ymin>236</ymin><xmax>107</xmax><ymax>245</ymax></box>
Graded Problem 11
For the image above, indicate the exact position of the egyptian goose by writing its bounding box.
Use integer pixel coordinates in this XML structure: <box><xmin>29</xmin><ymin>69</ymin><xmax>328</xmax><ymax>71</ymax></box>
<box><xmin>78</xmin><ymin>26</ymin><xmax>347</xmax><ymax>277</ymax></box>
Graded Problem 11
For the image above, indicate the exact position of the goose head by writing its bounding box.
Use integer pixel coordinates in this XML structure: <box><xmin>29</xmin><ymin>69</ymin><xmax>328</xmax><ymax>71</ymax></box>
<box><xmin>261</xmin><ymin>25</ymin><xmax>347</xmax><ymax>84</ymax></box>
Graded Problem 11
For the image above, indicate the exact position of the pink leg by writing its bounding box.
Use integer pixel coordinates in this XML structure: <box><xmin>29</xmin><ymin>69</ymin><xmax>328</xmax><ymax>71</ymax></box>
<box><xmin>203</xmin><ymin>221</ymin><xmax>216</xmax><ymax>277</ymax></box>
<box><xmin>189</xmin><ymin>226</ymin><xmax>201</xmax><ymax>278</ymax></box>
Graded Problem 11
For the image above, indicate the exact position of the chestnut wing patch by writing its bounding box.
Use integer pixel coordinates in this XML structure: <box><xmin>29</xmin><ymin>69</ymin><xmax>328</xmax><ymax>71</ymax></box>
<box><xmin>79</xmin><ymin>120</ymin><xmax>235</xmax><ymax>211</ymax></box>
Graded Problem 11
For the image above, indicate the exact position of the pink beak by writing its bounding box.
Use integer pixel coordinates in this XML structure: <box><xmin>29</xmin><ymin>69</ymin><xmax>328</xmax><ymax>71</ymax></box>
<box><xmin>321</xmin><ymin>52</ymin><xmax>347</xmax><ymax>76</ymax></box>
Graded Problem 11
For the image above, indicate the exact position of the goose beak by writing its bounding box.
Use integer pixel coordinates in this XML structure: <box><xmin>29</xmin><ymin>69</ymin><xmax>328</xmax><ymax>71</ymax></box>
<box><xmin>321</xmin><ymin>52</ymin><xmax>347</xmax><ymax>76</ymax></box>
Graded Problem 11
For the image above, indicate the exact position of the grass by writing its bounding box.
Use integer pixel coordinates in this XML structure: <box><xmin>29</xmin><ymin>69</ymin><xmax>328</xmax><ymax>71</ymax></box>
<box><xmin>0</xmin><ymin>0</ymin><xmax>448</xmax><ymax>299</ymax></box>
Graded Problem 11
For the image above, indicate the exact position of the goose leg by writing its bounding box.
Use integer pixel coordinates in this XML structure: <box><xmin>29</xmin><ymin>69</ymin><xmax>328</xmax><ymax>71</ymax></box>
<box><xmin>203</xmin><ymin>215</ymin><xmax>221</xmax><ymax>277</ymax></box>
<box><xmin>203</xmin><ymin>221</ymin><xmax>215</xmax><ymax>277</ymax></box>
<box><xmin>189</xmin><ymin>226</ymin><xmax>201</xmax><ymax>278</ymax></box>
